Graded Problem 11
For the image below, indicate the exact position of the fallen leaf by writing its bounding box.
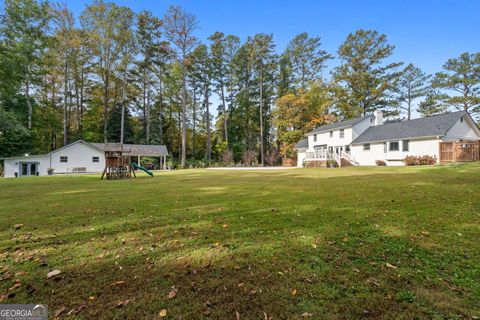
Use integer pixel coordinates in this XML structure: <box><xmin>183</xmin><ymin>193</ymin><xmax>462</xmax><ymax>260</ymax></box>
<box><xmin>385</xmin><ymin>263</ymin><xmax>397</xmax><ymax>269</ymax></box>
<box><xmin>8</xmin><ymin>282</ymin><xmax>21</xmax><ymax>291</ymax></box>
<box><xmin>291</xmin><ymin>288</ymin><xmax>297</xmax><ymax>296</ymax></box>
<box><xmin>54</xmin><ymin>306</ymin><xmax>66</xmax><ymax>318</ymax></box>
<box><xmin>168</xmin><ymin>289</ymin><xmax>177</xmax><ymax>299</ymax></box>
<box><xmin>13</xmin><ymin>224</ymin><xmax>24</xmax><ymax>229</ymax></box>
<box><xmin>222</xmin><ymin>224</ymin><xmax>229</xmax><ymax>228</ymax></box>
<box><xmin>235</xmin><ymin>310</ymin><xmax>240</xmax><ymax>320</ymax></box>
<box><xmin>301</xmin><ymin>312</ymin><xmax>314</xmax><ymax>317</ymax></box>
<box><xmin>111</xmin><ymin>281</ymin><xmax>126</xmax><ymax>286</ymax></box>
<box><xmin>89</xmin><ymin>296</ymin><xmax>95</xmax><ymax>300</ymax></box>
<box><xmin>117</xmin><ymin>299</ymin><xmax>131</xmax><ymax>307</ymax></box>
<box><xmin>47</xmin><ymin>270</ymin><xmax>61</xmax><ymax>278</ymax></box>
<box><xmin>159</xmin><ymin>309</ymin><xmax>167</xmax><ymax>317</ymax></box>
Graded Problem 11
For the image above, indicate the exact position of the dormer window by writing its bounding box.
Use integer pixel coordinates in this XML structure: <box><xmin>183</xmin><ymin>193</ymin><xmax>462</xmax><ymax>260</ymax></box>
<box><xmin>313</xmin><ymin>134</ymin><xmax>317</xmax><ymax>142</ymax></box>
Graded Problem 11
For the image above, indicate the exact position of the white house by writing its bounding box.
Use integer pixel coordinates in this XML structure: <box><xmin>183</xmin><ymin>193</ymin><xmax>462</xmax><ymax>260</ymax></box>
<box><xmin>1</xmin><ymin>140</ymin><xmax>169</xmax><ymax>177</ymax></box>
<box><xmin>296</xmin><ymin>111</ymin><xmax>480</xmax><ymax>167</ymax></box>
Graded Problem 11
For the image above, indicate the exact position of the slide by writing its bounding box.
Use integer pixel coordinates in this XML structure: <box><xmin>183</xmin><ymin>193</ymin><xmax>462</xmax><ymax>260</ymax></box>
<box><xmin>130</xmin><ymin>162</ymin><xmax>154</xmax><ymax>177</ymax></box>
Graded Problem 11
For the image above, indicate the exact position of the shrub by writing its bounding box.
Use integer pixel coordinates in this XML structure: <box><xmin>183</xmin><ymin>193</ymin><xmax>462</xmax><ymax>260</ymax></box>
<box><xmin>220</xmin><ymin>149</ymin><xmax>234</xmax><ymax>166</ymax></box>
<box><xmin>242</xmin><ymin>150</ymin><xmax>258</xmax><ymax>167</ymax></box>
<box><xmin>404</xmin><ymin>155</ymin><xmax>436</xmax><ymax>166</ymax></box>
<box><xmin>375</xmin><ymin>160</ymin><xmax>387</xmax><ymax>166</ymax></box>
<box><xmin>264</xmin><ymin>149</ymin><xmax>280</xmax><ymax>166</ymax></box>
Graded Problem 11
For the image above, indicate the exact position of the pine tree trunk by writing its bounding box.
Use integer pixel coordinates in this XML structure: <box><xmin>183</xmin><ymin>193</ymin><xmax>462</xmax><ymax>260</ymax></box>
<box><xmin>259</xmin><ymin>66</ymin><xmax>264</xmax><ymax>166</ymax></box>
<box><xmin>205</xmin><ymin>83</ymin><xmax>211</xmax><ymax>161</ymax></box>
<box><xmin>220</xmin><ymin>82</ymin><xmax>228</xmax><ymax>145</ymax></box>
<box><xmin>25</xmin><ymin>79</ymin><xmax>32</xmax><ymax>130</ymax></box>
<box><xmin>63</xmin><ymin>60</ymin><xmax>69</xmax><ymax>146</ymax></box>
<box><xmin>103</xmin><ymin>74</ymin><xmax>109</xmax><ymax>143</ymax></box>
<box><xmin>181</xmin><ymin>64</ymin><xmax>187</xmax><ymax>167</ymax></box>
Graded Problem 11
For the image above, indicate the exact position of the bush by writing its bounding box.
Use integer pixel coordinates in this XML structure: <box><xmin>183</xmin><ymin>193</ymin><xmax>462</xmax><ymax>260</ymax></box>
<box><xmin>264</xmin><ymin>149</ymin><xmax>280</xmax><ymax>166</ymax></box>
<box><xmin>404</xmin><ymin>155</ymin><xmax>436</xmax><ymax>166</ymax></box>
<box><xmin>220</xmin><ymin>149</ymin><xmax>234</xmax><ymax>166</ymax></box>
<box><xmin>375</xmin><ymin>160</ymin><xmax>387</xmax><ymax>166</ymax></box>
<box><xmin>242</xmin><ymin>150</ymin><xmax>258</xmax><ymax>167</ymax></box>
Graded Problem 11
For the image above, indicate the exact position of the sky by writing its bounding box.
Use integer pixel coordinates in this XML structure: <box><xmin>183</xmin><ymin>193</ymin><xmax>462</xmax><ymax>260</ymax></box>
<box><xmin>66</xmin><ymin>0</ymin><xmax>480</xmax><ymax>75</ymax></box>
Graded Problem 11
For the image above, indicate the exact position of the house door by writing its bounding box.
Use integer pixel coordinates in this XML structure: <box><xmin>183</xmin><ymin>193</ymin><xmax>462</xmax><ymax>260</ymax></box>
<box><xmin>19</xmin><ymin>162</ymin><xmax>38</xmax><ymax>177</ymax></box>
<box><xmin>335</xmin><ymin>146</ymin><xmax>343</xmax><ymax>155</ymax></box>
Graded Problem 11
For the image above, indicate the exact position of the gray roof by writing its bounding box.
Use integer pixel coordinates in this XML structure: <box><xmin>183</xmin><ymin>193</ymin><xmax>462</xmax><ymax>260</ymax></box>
<box><xmin>90</xmin><ymin>143</ymin><xmax>168</xmax><ymax>156</ymax></box>
<box><xmin>308</xmin><ymin>115</ymin><xmax>372</xmax><ymax>135</ymax></box>
<box><xmin>352</xmin><ymin>111</ymin><xmax>467</xmax><ymax>144</ymax></box>
<box><xmin>295</xmin><ymin>138</ymin><xmax>308</xmax><ymax>149</ymax></box>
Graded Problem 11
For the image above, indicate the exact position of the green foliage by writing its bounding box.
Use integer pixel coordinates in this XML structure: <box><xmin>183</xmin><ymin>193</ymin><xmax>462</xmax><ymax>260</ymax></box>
<box><xmin>394</xmin><ymin>64</ymin><xmax>432</xmax><ymax>119</ymax></box>
<box><xmin>333</xmin><ymin>29</ymin><xmax>403</xmax><ymax>117</ymax></box>
<box><xmin>0</xmin><ymin>107</ymin><xmax>30</xmax><ymax>157</ymax></box>
<box><xmin>432</xmin><ymin>52</ymin><xmax>480</xmax><ymax>117</ymax></box>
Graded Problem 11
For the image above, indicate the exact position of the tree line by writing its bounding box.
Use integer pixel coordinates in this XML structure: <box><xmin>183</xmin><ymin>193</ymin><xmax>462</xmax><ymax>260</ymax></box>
<box><xmin>1</xmin><ymin>0</ymin><xmax>479</xmax><ymax>165</ymax></box>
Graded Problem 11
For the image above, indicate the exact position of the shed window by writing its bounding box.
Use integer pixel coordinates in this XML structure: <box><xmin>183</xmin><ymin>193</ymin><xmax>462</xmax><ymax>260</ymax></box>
<box><xmin>389</xmin><ymin>141</ymin><xmax>399</xmax><ymax>151</ymax></box>
<box><xmin>363</xmin><ymin>143</ymin><xmax>370</xmax><ymax>151</ymax></box>
<box><xmin>313</xmin><ymin>134</ymin><xmax>317</xmax><ymax>142</ymax></box>
<box><xmin>60</xmin><ymin>156</ymin><xmax>68</xmax><ymax>163</ymax></box>
<box><xmin>92</xmin><ymin>156</ymin><xmax>99</xmax><ymax>163</ymax></box>
<box><xmin>340</xmin><ymin>129</ymin><xmax>345</xmax><ymax>138</ymax></box>
<box><xmin>402</xmin><ymin>140</ymin><xmax>409</xmax><ymax>152</ymax></box>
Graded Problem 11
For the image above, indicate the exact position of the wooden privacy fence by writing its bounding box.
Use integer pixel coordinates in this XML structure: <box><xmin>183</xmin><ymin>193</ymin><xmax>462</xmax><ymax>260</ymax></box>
<box><xmin>439</xmin><ymin>140</ymin><xmax>480</xmax><ymax>163</ymax></box>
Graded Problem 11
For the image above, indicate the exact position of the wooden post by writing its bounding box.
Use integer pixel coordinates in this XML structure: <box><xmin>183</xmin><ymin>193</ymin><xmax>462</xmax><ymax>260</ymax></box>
<box><xmin>138</xmin><ymin>155</ymin><xmax>140</xmax><ymax>165</ymax></box>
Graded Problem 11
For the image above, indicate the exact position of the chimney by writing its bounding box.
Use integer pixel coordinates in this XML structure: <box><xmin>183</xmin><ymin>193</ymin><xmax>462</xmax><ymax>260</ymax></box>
<box><xmin>373</xmin><ymin>110</ymin><xmax>383</xmax><ymax>126</ymax></box>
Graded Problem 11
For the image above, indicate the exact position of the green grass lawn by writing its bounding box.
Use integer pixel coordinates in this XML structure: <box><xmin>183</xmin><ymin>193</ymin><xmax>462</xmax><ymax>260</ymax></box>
<box><xmin>0</xmin><ymin>164</ymin><xmax>479</xmax><ymax>319</ymax></box>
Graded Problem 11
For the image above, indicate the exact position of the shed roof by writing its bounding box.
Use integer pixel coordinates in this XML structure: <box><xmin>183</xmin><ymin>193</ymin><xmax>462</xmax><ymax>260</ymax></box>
<box><xmin>90</xmin><ymin>143</ymin><xmax>168</xmax><ymax>156</ymax></box>
<box><xmin>351</xmin><ymin>111</ymin><xmax>468</xmax><ymax>144</ymax></box>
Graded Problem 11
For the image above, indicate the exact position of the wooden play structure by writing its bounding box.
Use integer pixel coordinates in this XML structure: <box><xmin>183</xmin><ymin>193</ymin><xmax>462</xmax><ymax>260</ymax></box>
<box><xmin>100</xmin><ymin>144</ymin><xmax>136</xmax><ymax>180</ymax></box>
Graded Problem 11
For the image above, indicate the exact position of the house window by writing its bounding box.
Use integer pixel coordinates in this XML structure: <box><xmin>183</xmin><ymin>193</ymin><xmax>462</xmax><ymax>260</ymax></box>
<box><xmin>313</xmin><ymin>134</ymin><xmax>317</xmax><ymax>142</ymax></box>
<box><xmin>389</xmin><ymin>141</ymin><xmax>400</xmax><ymax>151</ymax></box>
<box><xmin>329</xmin><ymin>131</ymin><xmax>333</xmax><ymax>137</ymax></box>
<box><xmin>340</xmin><ymin>129</ymin><xmax>345</xmax><ymax>138</ymax></box>
<box><xmin>460</xmin><ymin>117</ymin><xmax>464</xmax><ymax>123</ymax></box>
<box><xmin>92</xmin><ymin>156</ymin><xmax>99</xmax><ymax>163</ymax></box>
<box><xmin>363</xmin><ymin>143</ymin><xmax>370</xmax><ymax>151</ymax></box>
<box><xmin>402</xmin><ymin>140</ymin><xmax>409</xmax><ymax>152</ymax></box>
<box><xmin>384</xmin><ymin>142</ymin><xmax>387</xmax><ymax>153</ymax></box>
<box><xmin>60</xmin><ymin>156</ymin><xmax>68</xmax><ymax>163</ymax></box>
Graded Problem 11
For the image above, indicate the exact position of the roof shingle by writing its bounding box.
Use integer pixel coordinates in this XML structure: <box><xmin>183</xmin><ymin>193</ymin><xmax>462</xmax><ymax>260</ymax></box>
<box><xmin>351</xmin><ymin>111</ymin><xmax>466</xmax><ymax>144</ymax></box>
<box><xmin>307</xmin><ymin>115</ymin><xmax>372</xmax><ymax>135</ymax></box>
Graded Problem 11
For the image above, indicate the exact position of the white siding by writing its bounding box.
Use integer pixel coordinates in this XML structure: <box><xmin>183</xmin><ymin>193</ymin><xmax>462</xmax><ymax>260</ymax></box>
<box><xmin>49</xmin><ymin>142</ymin><xmax>105</xmax><ymax>174</ymax></box>
<box><xmin>352</xmin><ymin>117</ymin><xmax>375</xmax><ymax>140</ymax></box>
<box><xmin>297</xmin><ymin>151</ymin><xmax>306</xmax><ymax>167</ymax></box>
<box><xmin>3</xmin><ymin>155</ymin><xmax>49</xmax><ymax>177</ymax></box>
<box><xmin>351</xmin><ymin>138</ymin><xmax>441</xmax><ymax>166</ymax></box>
<box><xmin>444</xmin><ymin>117</ymin><xmax>480</xmax><ymax>141</ymax></box>
<box><xmin>2</xmin><ymin>141</ymin><xmax>105</xmax><ymax>177</ymax></box>
<box><xmin>307</xmin><ymin>127</ymin><xmax>354</xmax><ymax>152</ymax></box>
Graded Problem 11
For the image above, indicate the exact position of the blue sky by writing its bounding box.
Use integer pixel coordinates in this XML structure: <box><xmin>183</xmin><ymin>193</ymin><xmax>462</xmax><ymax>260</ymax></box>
<box><xmin>67</xmin><ymin>0</ymin><xmax>480</xmax><ymax>76</ymax></box>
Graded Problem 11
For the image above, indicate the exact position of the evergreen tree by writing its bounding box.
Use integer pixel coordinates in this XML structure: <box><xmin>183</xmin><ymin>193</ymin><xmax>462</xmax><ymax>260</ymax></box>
<box><xmin>395</xmin><ymin>63</ymin><xmax>431</xmax><ymax>119</ymax></box>
<box><xmin>333</xmin><ymin>29</ymin><xmax>402</xmax><ymax>117</ymax></box>
<box><xmin>433</xmin><ymin>52</ymin><xmax>480</xmax><ymax>118</ymax></box>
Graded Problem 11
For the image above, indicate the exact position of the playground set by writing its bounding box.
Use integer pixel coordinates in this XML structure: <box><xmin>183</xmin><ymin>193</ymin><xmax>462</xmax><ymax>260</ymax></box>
<box><xmin>100</xmin><ymin>144</ymin><xmax>154</xmax><ymax>180</ymax></box>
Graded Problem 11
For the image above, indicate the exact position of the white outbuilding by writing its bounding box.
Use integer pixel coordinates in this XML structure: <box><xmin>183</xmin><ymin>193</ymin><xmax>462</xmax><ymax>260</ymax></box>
<box><xmin>1</xmin><ymin>140</ymin><xmax>168</xmax><ymax>177</ymax></box>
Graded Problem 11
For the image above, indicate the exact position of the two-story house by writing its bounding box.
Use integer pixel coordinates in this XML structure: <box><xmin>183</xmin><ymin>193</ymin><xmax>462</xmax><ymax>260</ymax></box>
<box><xmin>296</xmin><ymin>110</ymin><xmax>480</xmax><ymax>167</ymax></box>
